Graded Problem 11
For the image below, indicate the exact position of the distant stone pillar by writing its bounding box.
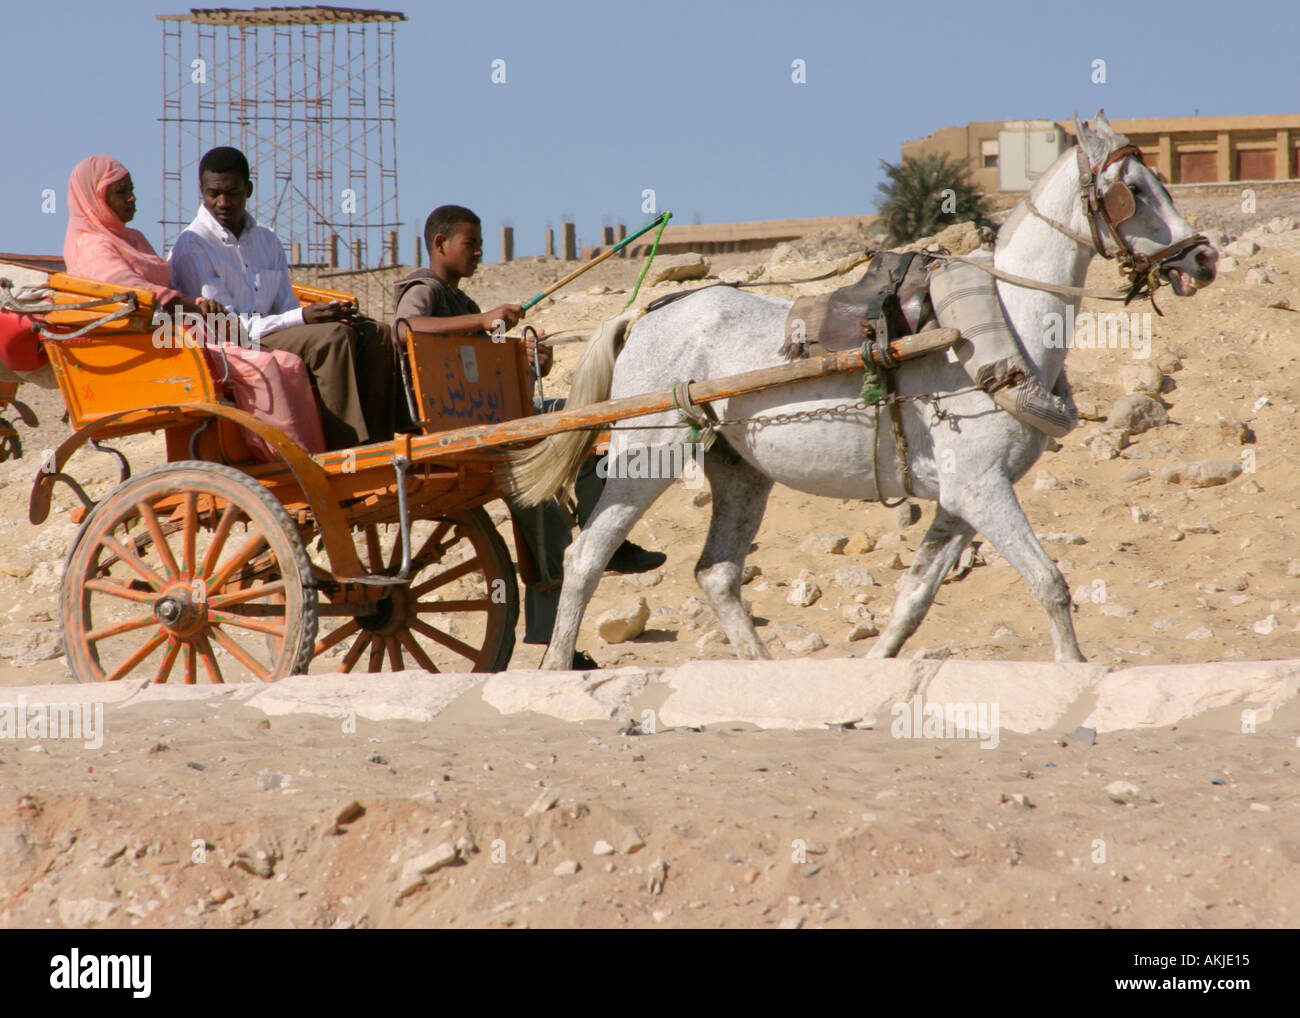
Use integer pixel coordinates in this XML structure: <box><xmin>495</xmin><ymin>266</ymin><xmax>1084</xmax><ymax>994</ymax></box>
<box><xmin>290</xmin><ymin>242</ymin><xmax>302</xmax><ymax>265</ymax></box>
<box><xmin>562</xmin><ymin>222</ymin><xmax>577</xmax><ymax>261</ymax></box>
<box><xmin>413</xmin><ymin>235</ymin><xmax>423</xmax><ymax>267</ymax></box>
<box><xmin>500</xmin><ymin>226</ymin><xmax>514</xmax><ymax>263</ymax></box>
<box><xmin>328</xmin><ymin>232</ymin><xmax>340</xmax><ymax>269</ymax></box>
<box><xmin>544</xmin><ymin>228</ymin><xmax>555</xmax><ymax>258</ymax></box>
<box><xmin>601</xmin><ymin>225</ymin><xmax>615</xmax><ymax>248</ymax></box>
<box><xmin>386</xmin><ymin>231</ymin><xmax>399</xmax><ymax>267</ymax></box>
<box><xmin>617</xmin><ymin>223</ymin><xmax>627</xmax><ymax>257</ymax></box>
<box><xmin>1217</xmin><ymin>130</ymin><xmax>1232</xmax><ymax>182</ymax></box>
<box><xmin>351</xmin><ymin>237</ymin><xmax>364</xmax><ymax>270</ymax></box>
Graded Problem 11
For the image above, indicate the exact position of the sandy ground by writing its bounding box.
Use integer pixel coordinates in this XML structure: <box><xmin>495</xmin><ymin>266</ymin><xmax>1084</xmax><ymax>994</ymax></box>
<box><xmin>0</xmin><ymin>190</ymin><xmax>1297</xmax><ymax>927</ymax></box>
<box><xmin>2</xmin><ymin>689</ymin><xmax>1296</xmax><ymax>929</ymax></box>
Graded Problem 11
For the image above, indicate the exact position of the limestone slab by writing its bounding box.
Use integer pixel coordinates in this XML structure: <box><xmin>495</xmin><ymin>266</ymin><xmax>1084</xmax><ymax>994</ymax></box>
<box><xmin>0</xmin><ymin>681</ymin><xmax>140</xmax><ymax>706</ymax></box>
<box><xmin>923</xmin><ymin>660</ymin><xmax>1110</xmax><ymax>733</ymax></box>
<box><xmin>246</xmin><ymin>671</ymin><xmax>483</xmax><ymax>722</ymax></box>
<box><xmin>124</xmin><ymin>682</ymin><xmax>263</xmax><ymax>706</ymax></box>
<box><xmin>656</xmin><ymin>658</ymin><xmax>936</xmax><ymax>731</ymax></box>
<box><xmin>1084</xmin><ymin>660</ymin><xmax>1300</xmax><ymax>732</ymax></box>
<box><xmin>480</xmin><ymin>667</ymin><xmax>659</xmax><ymax>722</ymax></box>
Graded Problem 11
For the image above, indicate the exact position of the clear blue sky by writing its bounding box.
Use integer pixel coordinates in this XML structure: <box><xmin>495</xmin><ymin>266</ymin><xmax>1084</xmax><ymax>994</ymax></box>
<box><xmin>3</xmin><ymin>0</ymin><xmax>1296</xmax><ymax>262</ymax></box>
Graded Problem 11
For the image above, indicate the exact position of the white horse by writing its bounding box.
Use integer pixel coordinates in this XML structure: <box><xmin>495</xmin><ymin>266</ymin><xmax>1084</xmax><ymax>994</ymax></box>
<box><xmin>512</xmin><ymin>111</ymin><xmax>1218</xmax><ymax>668</ymax></box>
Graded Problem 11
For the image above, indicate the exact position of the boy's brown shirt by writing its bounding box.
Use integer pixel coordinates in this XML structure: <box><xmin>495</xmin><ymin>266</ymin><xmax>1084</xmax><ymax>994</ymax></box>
<box><xmin>393</xmin><ymin>269</ymin><xmax>485</xmax><ymax>335</ymax></box>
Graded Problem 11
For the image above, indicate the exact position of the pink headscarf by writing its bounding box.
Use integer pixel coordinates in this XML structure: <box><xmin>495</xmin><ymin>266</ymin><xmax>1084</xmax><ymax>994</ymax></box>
<box><xmin>62</xmin><ymin>155</ymin><xmax>183</xmax><ymax>306</ymax></box>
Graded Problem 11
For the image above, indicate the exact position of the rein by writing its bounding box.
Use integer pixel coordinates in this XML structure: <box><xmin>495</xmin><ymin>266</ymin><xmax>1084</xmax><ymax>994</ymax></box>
<box><xmin>919</xmin><ymin>251</ymin><xmax>1135</xmax><ymax>301</ymax></box>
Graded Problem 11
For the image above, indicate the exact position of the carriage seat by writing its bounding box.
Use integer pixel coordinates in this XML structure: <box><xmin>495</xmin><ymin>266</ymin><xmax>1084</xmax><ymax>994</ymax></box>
<box><xmin>4</xmin><ymin>271</ymin><xmax>340</xmax><ymax>461</ymax></box>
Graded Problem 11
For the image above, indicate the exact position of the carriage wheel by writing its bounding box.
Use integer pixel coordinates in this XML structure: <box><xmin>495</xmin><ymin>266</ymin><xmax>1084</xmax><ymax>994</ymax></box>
<box><xmin>314</xmin><ymin>507</ymin><xmax>518</xmax><ymax>674</ymax></box>
<box><xmin>61</xmin><ymin>461</ymin><xmax>317</xmax><ymax>683</ymax></box>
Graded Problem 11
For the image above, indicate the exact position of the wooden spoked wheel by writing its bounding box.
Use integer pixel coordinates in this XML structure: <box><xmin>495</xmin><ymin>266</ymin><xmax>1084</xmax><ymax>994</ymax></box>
<box><xmin>61</xmin><ymin>461</ymin><xmax>317</xmax><ymax>683</ymax></box>
<box><xmin>314</xmin><ymin>507</ymin><xmax>518</xmax><ymax>674</ymax></box>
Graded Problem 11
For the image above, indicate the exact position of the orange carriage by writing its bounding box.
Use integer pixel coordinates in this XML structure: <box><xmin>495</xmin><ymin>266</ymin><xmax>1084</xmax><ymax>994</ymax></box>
<box><xmin>1</xmin><ymin>271</ymin><xmax>534</xmax><ymax>683</ymax></box>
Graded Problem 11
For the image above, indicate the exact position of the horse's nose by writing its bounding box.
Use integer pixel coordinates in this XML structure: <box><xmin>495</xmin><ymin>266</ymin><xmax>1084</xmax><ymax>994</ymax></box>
<box><xmin>1192</xmin><ymin>244</ymin><xmax>1218</xmax><ymax>282</ymax></box>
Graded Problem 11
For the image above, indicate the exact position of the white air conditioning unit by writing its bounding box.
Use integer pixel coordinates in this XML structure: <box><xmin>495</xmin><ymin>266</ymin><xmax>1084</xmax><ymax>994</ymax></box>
<box><xmin>997</xmin><ymin>120</ymin><xmax>1068</xmax><ymax>190</ymax></box>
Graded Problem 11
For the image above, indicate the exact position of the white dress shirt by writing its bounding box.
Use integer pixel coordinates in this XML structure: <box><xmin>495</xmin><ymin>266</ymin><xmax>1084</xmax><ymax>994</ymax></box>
<box><xmin>168</xmin><ymin>205</ymin><xmax>305</xmax><ymax>344</ymax></box>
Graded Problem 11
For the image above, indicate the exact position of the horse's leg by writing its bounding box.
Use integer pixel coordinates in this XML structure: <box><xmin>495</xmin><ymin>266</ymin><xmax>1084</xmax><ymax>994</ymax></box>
<box><xmin>695</xmin><ymin>452</ymin><xmax>774</xmax><ymax>659</ymax></box>
<box><xmin>866</xmin><ymin>508</ymin><xmax>974</xmax><ymax>659</ymax></box>
<box><xmin>955</xmin><ymin>481</ymin><xmax>1085</xmax><ymax>662</ymax></box>
<box><xmin>539</xmin><ymin>469</ymin><xmax>673</xmax><ymax>670</ymax></box>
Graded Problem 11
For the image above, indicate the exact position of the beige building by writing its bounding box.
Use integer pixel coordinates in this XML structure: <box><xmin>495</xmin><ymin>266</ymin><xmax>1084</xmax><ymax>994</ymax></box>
<box><xmin>902</xmin><ymin>114</ymin><xmax>1300</xmax><ymax>190</ymax></box>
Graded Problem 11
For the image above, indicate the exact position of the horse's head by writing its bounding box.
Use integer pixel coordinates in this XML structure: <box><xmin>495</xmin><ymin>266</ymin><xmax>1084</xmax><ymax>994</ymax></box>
<box><xmin>1072</xmin><ymin>110</ymin><xmax>1218</xmax><ymax>297</ymax></box>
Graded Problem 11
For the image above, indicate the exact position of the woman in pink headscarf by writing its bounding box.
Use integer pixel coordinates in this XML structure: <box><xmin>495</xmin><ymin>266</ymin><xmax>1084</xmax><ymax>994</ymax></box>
<box><xmin>63</xmin><ymin>155</ymin><xmax>325</xmax><ymax>458</ymax></box>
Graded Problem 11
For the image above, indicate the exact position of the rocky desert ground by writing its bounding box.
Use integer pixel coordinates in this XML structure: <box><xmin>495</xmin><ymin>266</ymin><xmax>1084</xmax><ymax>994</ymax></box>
<box><xmin>0</xmin><ymin>188</ymin><xmax>1297</xmax><ymax>929</ymax></box>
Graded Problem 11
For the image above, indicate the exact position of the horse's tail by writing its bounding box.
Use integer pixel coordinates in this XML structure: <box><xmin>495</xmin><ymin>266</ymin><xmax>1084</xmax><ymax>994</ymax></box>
<box><xmin>502</xmin><ymin>310</ymin><xmax>637</xmax><ymax>506</ymax></box>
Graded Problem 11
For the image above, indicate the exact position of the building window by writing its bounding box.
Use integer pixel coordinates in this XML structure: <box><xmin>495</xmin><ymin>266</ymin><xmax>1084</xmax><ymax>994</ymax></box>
<box><xmin>981</xmin><ymin>139</ymin><xmax>999</xmax><ymax>169</ymax></box>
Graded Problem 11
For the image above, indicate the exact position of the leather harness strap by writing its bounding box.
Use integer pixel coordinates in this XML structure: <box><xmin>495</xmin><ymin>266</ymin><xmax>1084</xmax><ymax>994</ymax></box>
<box><xmin>867</xmin><ymin>321</ymin><xmax>914</xmax><ymax>500</ymax></box>
<box><xmin>885</xmin><ymin>393</ymin><xmax>913</xmax><ymax>500</ymax></box>
<box><xmin>1025</xmin><ymin>141</ymin><xmax>1208</xmax><ymax>291</ymax></box>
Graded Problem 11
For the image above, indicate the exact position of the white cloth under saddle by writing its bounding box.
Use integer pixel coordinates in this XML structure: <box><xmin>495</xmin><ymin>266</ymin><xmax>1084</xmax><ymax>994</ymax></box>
<box><xmin>928</xmin><ymin>251</ymin><xmax>1077</xmax><ymax>438</ymax></box>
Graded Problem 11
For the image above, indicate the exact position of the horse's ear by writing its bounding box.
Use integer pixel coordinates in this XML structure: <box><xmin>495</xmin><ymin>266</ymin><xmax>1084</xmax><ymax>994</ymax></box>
<box><xmin>1072</xmin><ymin>112</ymin><xmax>1090</xmax><ymax>150</ymax></box>
<box><xmin>1073</xmin><ymin>111</ymin><xmax>1106</xmax><ymax>166</ymax></box>
<box><xmin>1092</xmin><ymin>109</ymin><xmax>1117</xmax><ymax>142</ymax></box>
<box><xmin>1091</xmin><ymin>108</ymin><xmax>1132</xmax><ymax>152</ymax></box>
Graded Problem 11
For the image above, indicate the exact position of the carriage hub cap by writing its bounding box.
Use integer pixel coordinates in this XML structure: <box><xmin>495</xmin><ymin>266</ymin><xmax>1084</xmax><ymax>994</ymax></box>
<box><xmin>358</xmin><ymin>587</ymin><xmax>407</xmax><ymax>635</ymax></box>
<box><xmin>154</xmin><ymin>590</ymin><xmax>200</xmax><ymax>634</ymax></box>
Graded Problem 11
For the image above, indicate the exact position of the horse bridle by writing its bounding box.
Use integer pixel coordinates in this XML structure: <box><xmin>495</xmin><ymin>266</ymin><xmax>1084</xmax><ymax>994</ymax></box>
<box><xmin>1027</xmin><ymin>140</ymin><xmax>1208</xmax><ymax>301</ymax></box>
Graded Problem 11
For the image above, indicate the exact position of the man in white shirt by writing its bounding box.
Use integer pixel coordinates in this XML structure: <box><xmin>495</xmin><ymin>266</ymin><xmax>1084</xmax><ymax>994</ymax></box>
<box><xmin>169</xmin><ymin>146</ymin><xmax>400</xmax><ymax>449</ymax></box>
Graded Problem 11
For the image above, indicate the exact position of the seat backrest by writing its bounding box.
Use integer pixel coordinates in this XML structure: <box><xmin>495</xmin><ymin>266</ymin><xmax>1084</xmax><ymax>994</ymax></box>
<box><xmin>41</xmin><ymin>273</ymin><xmax>158</xmax><ymax>332</ymax></box>
<box><xmin>40</xmin><ymin>273</ymin><xmax>216</xmax><ymax>431</ymax></box>
<box><xmin>291</xmin><ymin>282</ymin><xmax>358</xmax><ymax>306</ymax></box>
<box><xmin>402</xmin><ymin>327</ymin><xmax>533</xmax><ymax>431</ymax></box>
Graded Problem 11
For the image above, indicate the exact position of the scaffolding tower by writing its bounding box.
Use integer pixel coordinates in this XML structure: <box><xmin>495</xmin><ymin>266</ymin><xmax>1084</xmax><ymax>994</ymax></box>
<box><xmin>159</xmin><ymin>6</ymin><xmax>404</xmax><ymax>268</ymax></box>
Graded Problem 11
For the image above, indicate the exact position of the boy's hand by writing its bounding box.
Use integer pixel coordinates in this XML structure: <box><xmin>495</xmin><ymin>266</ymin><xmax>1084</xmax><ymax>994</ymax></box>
<box><xmin>194</xmin><ymin>297</ymin><xmax>226</xmax><ymax>317</ymax></box>
<box><xmin>303</xmin><ymin>300</ymin><xmax>349</xmax><ymax>325</ymax></box>
<box><xmin>525</xmin><ymin>329</ymin><xmax>553</xmax><ymax>377</ymax></box>
<box><xmin>481</xmin><ymin>304</ymin><xmax>522</xmax><ymax>334</ymax></box>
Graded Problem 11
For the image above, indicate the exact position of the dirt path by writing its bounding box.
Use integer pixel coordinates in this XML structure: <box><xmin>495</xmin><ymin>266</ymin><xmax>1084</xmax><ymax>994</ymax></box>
<box><xmin>2</xmin><ymin>690</ymin><xmax>1295</xmax><ymax>929</ymax></box>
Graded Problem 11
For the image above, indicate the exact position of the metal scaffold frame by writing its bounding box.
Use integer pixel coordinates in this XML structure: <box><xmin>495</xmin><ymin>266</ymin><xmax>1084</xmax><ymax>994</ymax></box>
<box><xmin>159</xmin><ymin>6</ymin><xmax>404</xmax><ymax>268</ymax></box>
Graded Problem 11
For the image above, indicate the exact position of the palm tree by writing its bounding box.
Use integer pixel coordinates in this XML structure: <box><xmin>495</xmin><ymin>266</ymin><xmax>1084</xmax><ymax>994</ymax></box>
<box><xmin>874</xmin><ymin>153</ymin><xmax>991</xmax><ymax>245</ymax></box>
